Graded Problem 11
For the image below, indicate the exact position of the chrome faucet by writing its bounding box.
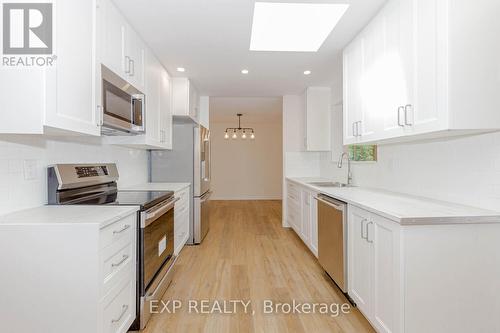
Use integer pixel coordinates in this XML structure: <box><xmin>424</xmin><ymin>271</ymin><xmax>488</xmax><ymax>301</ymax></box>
<box><xmin>337</xmin><ymin>152</ymin><xmax>352</xmax><ymax>185</ymax></box>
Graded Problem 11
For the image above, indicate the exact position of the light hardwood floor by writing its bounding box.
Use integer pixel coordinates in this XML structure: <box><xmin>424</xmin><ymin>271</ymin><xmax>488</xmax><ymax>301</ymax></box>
<box><xmin>142</xmin><ymin>200</ymin><xmax>374</xmax><ymax>333</ymax></box>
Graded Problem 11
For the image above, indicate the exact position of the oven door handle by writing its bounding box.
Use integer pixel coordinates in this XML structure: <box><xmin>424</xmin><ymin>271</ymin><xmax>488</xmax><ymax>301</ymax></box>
<box><xmin>144</xmin><ymin>197</ymin><xmax>179</xmax><ymax>227</ymax></box>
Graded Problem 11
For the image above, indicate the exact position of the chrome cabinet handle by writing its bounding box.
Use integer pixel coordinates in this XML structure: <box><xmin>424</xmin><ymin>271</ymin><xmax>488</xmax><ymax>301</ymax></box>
<box><xmin>352</xmin><ymin>122</ymin><xmax>357</xmax><ymax>137</ymax></box>
<box><xmin>397</xmin><ymin>106</ymin><xmax>405</xmax><ymax>127</ymax></box>
<box><xmin>111</xmin><ymin>305</ymin><xmax>129</xmax><ymax>323</ymax></box>
<box><xmin>357</xmin><ymin>121</ymin><xmax>362</xmax><ymax>137</ymax></box>
<box><xmin>360</xmin><ymin>218</ymin><xmax>368</xmax><ymax>239</ymax></box>
<box><xmin>113</xmin><ymin>224</ymin><xmax>130</xmax><ymax>234</ymax></box>
<box><xmin>404</xmin><ymin>104</ymin><xmax>413</xmax><ymax>126</ymax></box>
<box><xmin>111</xmin><ymin>255</ymin><xmax>129</xmax><ymax>267</ymax></box>
<box><xmin>129</xmin><ymin>59</ymin><xmax>135</xmax><ymax>76</ymax></box>
<box><xmin>124</xmin><ymin>56</ymin><xmax>131</xmax><ymax>74</ymax></box>
<box><xmin>96</xmin><ymin>105</ymin><xmax>103</xmax><ymax>126</ymax></box>
<box><xmin>366</xmin><ymin>221</ymin><xmax>374</xmax><ymax>243</ymax></box>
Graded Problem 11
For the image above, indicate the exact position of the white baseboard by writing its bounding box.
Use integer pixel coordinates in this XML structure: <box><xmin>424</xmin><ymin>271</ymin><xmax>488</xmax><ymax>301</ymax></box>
<box><xmin>211</xmin><ymin>196</ymin><xmax>283</xmax><ymax>201</ymax></box>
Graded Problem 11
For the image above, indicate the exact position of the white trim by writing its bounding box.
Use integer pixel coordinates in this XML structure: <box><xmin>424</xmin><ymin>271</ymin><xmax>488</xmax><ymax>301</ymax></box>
<box><xmin>210</xmin><ymin>196</ymin><xmax>283</xmax><ymax>201</ymax></box>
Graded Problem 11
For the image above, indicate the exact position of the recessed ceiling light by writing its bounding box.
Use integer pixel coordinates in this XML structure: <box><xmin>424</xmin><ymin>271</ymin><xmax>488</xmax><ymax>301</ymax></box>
<box><xmin>177</xmin><ymin>67</ymin><xmax>185</xmax><ymax>72</ymax></box>
<box><xmin>304</xmin><ymin>70</ymin><xmax>311</xmax><ymax>75</ymax></box>
<box><xmin>250</xmin><ymin>2</ymin><xmax>349</xmax><ymax>52</ymax></box>
<box><xmin>241</xmin><ymin>69</ymin><xmax>249</xmax><ymax>74</ymax></box>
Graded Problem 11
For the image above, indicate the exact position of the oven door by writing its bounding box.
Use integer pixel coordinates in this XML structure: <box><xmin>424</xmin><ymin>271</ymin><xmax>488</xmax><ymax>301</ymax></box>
<box><xmin>142</xmin><ymin>201</ymin><xmax>175</xmax><ymax>288</ymax></box>
<box><xmin>134</xmin><ymin>198</ymin><xmax>178</xmax><ymax>330</ymax></box>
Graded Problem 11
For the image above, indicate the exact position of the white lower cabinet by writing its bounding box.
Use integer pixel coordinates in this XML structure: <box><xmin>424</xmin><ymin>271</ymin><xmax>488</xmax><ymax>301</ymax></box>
<box><xmin>348</xmin><ymin>205</ymin><xmax>402</xmax><ymax>333</ymax></box>
<box><xmin>348</xmin><ymin>205</ymin><xmax>500</xmax><ymax>333</ymax></box>
<box><xmin>0</xmin><ymin>210</ymin><xmax>138</xmax><ymax>333</ymax></box>
<box><xmin>174</xmin><ymin>187</ymin><xmax>190</xmax><ymax>254</ymax></box>
<box><xmin>285</xmin><ymin>180</ymin><xmax>319</xmax><ymax>257</ymax></box>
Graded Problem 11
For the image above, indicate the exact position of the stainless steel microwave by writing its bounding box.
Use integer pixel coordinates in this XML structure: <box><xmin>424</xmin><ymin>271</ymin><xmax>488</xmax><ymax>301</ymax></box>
<box><xmin>101</xmin><ymin>65</ymin><xmax>145</xmax><ymax>135</ymax></box>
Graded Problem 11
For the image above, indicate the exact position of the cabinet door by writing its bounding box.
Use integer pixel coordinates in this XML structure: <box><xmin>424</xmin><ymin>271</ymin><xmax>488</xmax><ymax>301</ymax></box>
<box><xmin>405</xmin><ymin>0</ymin><xmax>443</xmax><ymax>135</ymax></box>
<box><xmin>309</xmin><ymin>193</ymin><xmax>319</xmax><ymax>257</ymax></box>
<box><xmin>379</xmin><ymin>0</ymin><xmax>407</xmax><ymax>139</ymax></box>
<box><xmin>343</xmin><ymin>39</ymin><xmax>363</xmax><ymax>145</ymax></box>
<box><xmin>300</xmin><ymin>190</ymin><xmax>312</xmax><ymax>244</ymax></box>
<box><xmin>348</xmin><ymin>206</ymin><xmax>372</xmax><ymax>317</ymax></box>
<box><xmin>124</xmin><ymin>26</ymin><xmax>145</xmax><ymax>91</ymax></box>
<box><xmin>172</xmin><ymin>78</ymin><xmax>190</xmax><ymax>117</ymax></box>
<box><xmin>100</xmin><ymin>0</ymin><xmax>126</xmax><ymax>77</ymax></box>
<box><xmin>160</xmin><ymin>68</ymin><xmax>173</xmax><ymax>149</ymax></box>
<box><xmin>144</xmin><ymin>50</ymin><xmax>161</xmax><ymax>144</ymax></box>
<box><xmin>189</xmin><ymin>82</ymin><xmax>199</xmax><ymax>121</ymax></box>
<box><xmin>44</xmin><ymin>0</ymin><xmax>100</xmax><ymax>136</ymax></box>
<box><xmin>358</xmin><ymin>16</ymin><xmax>384</xmax><ymax>142</ymax></box>
<box><xmin>371</xmin><ymin>214</ymin><xmax>401</xmax><ymax>333</ymax></box>
<box><xmin>305</xmin><ymin>87</ymin><xmax>331</xmax><ymax>151</ymax></box>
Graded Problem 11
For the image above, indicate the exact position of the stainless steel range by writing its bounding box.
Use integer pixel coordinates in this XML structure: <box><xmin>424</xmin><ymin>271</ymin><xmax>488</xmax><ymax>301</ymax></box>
<box><xmin>47</xmin><ymin>163</ymin><xmax>178</xmax><ymax>330</ymax></box>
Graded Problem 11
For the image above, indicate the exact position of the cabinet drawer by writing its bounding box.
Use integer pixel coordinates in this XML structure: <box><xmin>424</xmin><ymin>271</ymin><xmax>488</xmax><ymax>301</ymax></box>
<box><xmin>102</xmin><ymin>279</ymin><xmax>135</xmax><ymax>333</ymax></box>
<box><xmin>101</xmin><ymin>238</ymin><xmax>134</xmax><ymax>296</ymax></box>
<box><xmin>100</xmin><ymin>214</ymin><xmax>136</xmax><ymax>249</ymax></box>
<box><xmin>175</xmin><ymin>189</ymin><xmax>189</xmax><ymax>211</ymax></box>
<box><xmin>175</xmin><ymin>202</ymin><xmax>189</xmax><ymax>218</ymax></box>
<box><xmin>287</xmin><ymin>183</ymin><xmax>299</xmax><ymax>199</ymax></box>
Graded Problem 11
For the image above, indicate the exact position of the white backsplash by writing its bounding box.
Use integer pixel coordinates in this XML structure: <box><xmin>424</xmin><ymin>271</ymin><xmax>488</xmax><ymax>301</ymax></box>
<box><xmin>321</xmin><ymin>131</ymin><xmax>500</xmax><ymax>211</ymax></box>
<box><xmin>284</xmin><ymin>152</ymin><xmax>322</xmax><ymax>178</ymax></box>
<box><xmin>0</xmin><ymin>136</ymin><xmax>148</xmax><ymax>215</ymax></box>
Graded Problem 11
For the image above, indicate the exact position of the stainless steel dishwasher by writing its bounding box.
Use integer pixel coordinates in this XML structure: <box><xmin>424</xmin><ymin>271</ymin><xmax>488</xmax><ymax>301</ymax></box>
<box><xmin>315</xmin><ymin>194</ymin><xmax>348</xmax><ymax>293</ymax></box>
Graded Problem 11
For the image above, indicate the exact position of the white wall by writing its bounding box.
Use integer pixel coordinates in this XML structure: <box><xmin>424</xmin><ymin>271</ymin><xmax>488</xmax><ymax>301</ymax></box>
<box><xmin>0</xmin><ymin>136</ymin><xmax>148</xmax><ymax>215</ymax></box>
<box><xmin>322</xmin><ymin>131</ymin><xmax>500</xmax><ymax>211</ymax></box>
<box><xmin>210</xmin><ymin>121</ymin><xmax>283</xmax><ymax>200</ymax></box>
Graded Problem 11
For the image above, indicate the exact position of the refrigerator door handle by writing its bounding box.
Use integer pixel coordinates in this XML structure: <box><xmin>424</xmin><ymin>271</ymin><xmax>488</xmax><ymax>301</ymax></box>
<box><xmin>200</xmin><ymin>191</ymin><xmax>212</xmax><ymax>203</ymax></box>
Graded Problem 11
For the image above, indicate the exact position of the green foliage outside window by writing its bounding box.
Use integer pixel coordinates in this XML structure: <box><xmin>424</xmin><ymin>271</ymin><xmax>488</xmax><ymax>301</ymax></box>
<box><xmin>348</xmin><ymin>145</ymin><xmax>377</xmax><ymax>162</ymax></box>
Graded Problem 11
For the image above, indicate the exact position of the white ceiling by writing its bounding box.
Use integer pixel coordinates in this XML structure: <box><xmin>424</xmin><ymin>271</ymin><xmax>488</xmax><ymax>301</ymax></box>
<box><xmin>210</xmin><ymin>97</ymin><xmax>283</xmax><ymax>123</ymax></box>
<box><xmin>115</xmin><ymin>0</ymin><xmax>386</xmax><ymax>97</ymax></box>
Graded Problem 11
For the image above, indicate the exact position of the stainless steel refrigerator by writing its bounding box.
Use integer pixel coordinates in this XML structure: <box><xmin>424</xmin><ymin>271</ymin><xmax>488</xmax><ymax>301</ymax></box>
<box><xmin>150</xmin><ymin>123</ymin><xmax>211</xmax><ymax>244</ymax></box>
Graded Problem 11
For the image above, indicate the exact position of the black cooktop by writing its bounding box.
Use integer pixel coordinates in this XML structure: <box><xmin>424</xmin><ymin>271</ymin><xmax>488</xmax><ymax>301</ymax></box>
<box><xmin>70</xmin><ymin>190</ymin><xmax>174</xmax><ymax>210</ymax></box>
<box><xmin>115</xmin><ymin>191</ymin><xmax>174</xmax><ymax>210</ymax></box>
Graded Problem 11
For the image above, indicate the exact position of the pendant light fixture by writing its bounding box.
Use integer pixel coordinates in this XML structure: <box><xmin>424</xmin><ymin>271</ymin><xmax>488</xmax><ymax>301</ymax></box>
<box><xmin>224</xmin><ymin>114</ymin><xmax>255</xmax><ymax>140</ymax></box>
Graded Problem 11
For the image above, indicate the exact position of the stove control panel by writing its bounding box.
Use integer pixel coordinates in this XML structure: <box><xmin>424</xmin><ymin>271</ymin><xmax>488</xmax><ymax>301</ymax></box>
<box><xmin>75</xmin><ymin>166</ymin><xmax>109</xmax><ymax>178</ymax></box>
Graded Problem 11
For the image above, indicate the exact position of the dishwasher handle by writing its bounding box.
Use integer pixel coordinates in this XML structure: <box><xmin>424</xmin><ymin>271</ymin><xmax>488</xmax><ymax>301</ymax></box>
<box><xmin>314</xmin><ymin>196</ymin><xmax>346</xmax><ymax>211</ymax></box>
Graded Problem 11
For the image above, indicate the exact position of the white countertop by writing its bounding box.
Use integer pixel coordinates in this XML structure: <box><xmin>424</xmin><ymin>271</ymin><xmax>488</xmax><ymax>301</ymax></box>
<box><xmin>288</xmin><ymin>177</ymin><xmax>500</xmax><ymax>225</ymax></box>
<box><xmin>122</xmin><ymin>182</ymin><xmax>191</xmax><ymax>193</ymax></box>
<box><xmin>0</xmin><ymin>205</ymin><xmax>139</xmax><ymax>228</ymax></box>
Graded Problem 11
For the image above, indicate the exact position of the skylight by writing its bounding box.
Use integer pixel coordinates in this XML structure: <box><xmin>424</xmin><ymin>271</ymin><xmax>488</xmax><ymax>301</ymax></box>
<box><xmin>250</xmin><ymin>2</ymin><xmax>349</xmax><ymax>52</ymax></box>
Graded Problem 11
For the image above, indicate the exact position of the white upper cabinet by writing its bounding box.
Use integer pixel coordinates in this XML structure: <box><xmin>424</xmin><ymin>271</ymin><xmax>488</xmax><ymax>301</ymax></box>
<box><xmin>159</xmin><ymin>68</ymin><xmax>173</xmax><ymax>149</ymax></box>
<box><xmin>0</xmin><ymin>0</ymin><xmax>100</xmax><ymax>136</ymax></box>
<box><xmin>304</xmin><ymin>87</ymin><xmax>331</xmax><ymax>151</ymax></box>
<box><xmin>172</xmin><ymin>78</ymin><xmax>200</xmax><ymax>122</ymax></box>
<box><xmin>99</xmin><ymin>0</ymin><xmax>145</xmax><ymax>92</ymax></box>
<box><xmin>98</xmin><ymin>0</ymin><xmax>126</xmax><ymax>78</ymax></box>
<box><xmin>343</xmin><ymin>0</ymin><xmax>500</xmax><ymax>144</ymax></box>
<box><xmin>198</xmin><ymin>96</ymin><xmax>210</xmax><ymax>129</ymax></box>
<box><xmin>123</xmin><ymin>26</ymin><xmax>146</xmax><ymax>92</ymax></box>
<box><xmin>343</xmin><ymin>41</ymin><xmax>364</xmax><ymax>144</ymax></box>
<box><xmin>104</xmin><ymin>48</ymin><xmax>173</xmax><ymax>150</ymax></box>
<box><xmin>98</xmin><ymin>0</ymin><xmax>172</xmax><ymax>149</ymax></box>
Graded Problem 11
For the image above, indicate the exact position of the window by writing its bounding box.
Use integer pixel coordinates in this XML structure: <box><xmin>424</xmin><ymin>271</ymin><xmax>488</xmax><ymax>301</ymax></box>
<box><xmin>348</xmin><ymin>145</ymin><xmax>377</xmax><ymax>162</ymax></box>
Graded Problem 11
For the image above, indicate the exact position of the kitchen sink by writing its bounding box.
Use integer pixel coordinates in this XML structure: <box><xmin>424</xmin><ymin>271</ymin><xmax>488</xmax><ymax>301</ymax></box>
<box><xmin>307</xmin><ymin>181</ymin><xmax>351</xmax><ymax>188</ymax></box>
